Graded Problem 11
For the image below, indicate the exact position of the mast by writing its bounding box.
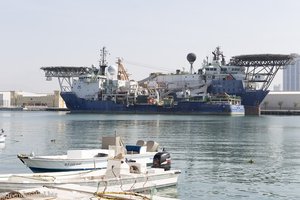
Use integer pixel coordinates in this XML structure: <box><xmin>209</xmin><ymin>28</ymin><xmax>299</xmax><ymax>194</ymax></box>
<box><xmin>99</xmin><ymin>47</ymin><xmax>108</xmax><ymax>75</ymax></box>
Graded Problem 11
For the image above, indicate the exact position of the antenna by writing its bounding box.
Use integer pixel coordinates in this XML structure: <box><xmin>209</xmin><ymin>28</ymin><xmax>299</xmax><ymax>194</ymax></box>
<box><xmin>99</xmin><ymin>47</ymin><xmax>109</xmax><ymax>75</ymax></box>
<box><xmin>99</xmin><ymin>47</ymin><xmax>108</xmax><ymax>66</ymax></box>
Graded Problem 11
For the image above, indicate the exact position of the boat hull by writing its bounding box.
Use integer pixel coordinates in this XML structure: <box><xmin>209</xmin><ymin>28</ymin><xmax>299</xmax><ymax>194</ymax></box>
<box><xmin>208</xmin><ymin>80</ymin><xmax>270</xmax><ymax>106</ymax></box>
<box><xmin>207</xmin><ymin>79</ymin><xmax>269</xmax><ymax>115</ymax></box>
<box><xmin>61</xmin><ymin>92</ymin><xmax>245</xmax><ymax>115</ymax></box>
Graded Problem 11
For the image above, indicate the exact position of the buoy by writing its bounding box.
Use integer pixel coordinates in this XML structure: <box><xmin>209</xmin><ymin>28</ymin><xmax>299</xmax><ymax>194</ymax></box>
<box><xmin>248</xmin><ymin>159</ymin><xmax>254</xmax><ymax>164</ymax></box>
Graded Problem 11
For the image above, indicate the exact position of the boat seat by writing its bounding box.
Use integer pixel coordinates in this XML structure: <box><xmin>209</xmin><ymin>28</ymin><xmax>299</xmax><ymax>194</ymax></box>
<box><xmin>146</xmin><ymin>141</ymin><xmax>159</xmax><ymax>152</ymax></box>
<box><xmin>126</xmin><ymin>145</ymin><xmax>141</xmax><ymax>154</ymax></box>
<box><xmin>136</xmin><ymin>140</ymin><xmax>146</xmax><ymax>146</ymax></box>
<box><xmin>102</xmin><ymin>136</ymin><xmax>124</xmax><ymax>149</ymax></box>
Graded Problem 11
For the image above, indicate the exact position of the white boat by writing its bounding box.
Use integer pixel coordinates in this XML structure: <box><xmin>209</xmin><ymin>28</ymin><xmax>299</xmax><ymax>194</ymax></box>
<box><xmin>0</xmin><ymin>129</ymin><xmax>6</xmax><ymax>143</ymax></box>
<box><xmin>0</xmin><ymin>158</ymin><xmax>180</xmax><ymax>192</ymax></box>
<box><xmin>0</xmin><ymin>135</ymin><xmax>5</xmax><ymax>143</ymax></box>
<box><xmin>0</xmin><ymin>184</ymin><xmax>179</xmax><ymax>200</ymax></box>
<box><xmin>18</xmin><ymin>136</ymin><xmax>169</xmax><ymax>173</ymax></box>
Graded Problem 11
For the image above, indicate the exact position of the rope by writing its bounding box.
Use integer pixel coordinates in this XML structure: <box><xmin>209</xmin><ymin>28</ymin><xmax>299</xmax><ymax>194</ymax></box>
<box><xmin>129</xmin><ymin>179</ymin><xmax>137</xmax><ymax>192</ymax></box>
<box><xmin>142</xmin><ymin>172</ymin><xmax>149</xmax><ymax>188</ymax></box>
<box><xmin>94</xmin><ymin>191</ymin><xmax>151</xmax><ymax>200</ymax></box>
<box><xmin>110</xmin><ymin>165</ymin><xmax>124</xmax><ymax>192</ymax></box>
<box><xmin>0</xmin><ymin>191</ymin><xmax>24</xmax><ymax>200</ymax></box>
<box><xmin>0</xmin><ymin>190</ymin><xmax>40</xmax><ymax>200</ymax></box>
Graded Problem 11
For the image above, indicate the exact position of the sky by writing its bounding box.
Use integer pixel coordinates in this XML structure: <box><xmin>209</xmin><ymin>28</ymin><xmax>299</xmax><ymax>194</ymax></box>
<box><xmin>1</xmin><ymin>0</ymin><xmax>300</xmax><ymax>93</ymax></box>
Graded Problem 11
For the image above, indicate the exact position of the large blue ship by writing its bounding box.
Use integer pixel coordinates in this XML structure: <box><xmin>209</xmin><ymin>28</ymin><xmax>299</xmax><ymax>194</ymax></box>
<box><xmin>60</xmin><ymin>92</ymin><xmax>244</xmax><ymax>115</ymax></box>
<box><xmin>41</xmin><ymin>47</ymin><xmax>294</xmax><ymax>115</ymax></box>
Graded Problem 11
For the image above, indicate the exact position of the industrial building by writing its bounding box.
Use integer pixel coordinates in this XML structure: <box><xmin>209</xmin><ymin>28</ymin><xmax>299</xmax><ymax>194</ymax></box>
<box><xmin>261</xmin><ymin>91</ymin><xmax>300</xmax><ymax>110</ymax></box>
<box><xmin>0</xmin><ymin>91</ymin><xmax>66</xmax><ymax>110</ymax></box>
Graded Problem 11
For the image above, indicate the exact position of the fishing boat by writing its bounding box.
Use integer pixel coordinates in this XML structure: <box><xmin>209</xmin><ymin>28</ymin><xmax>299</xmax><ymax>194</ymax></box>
<box><xmin>17</xmin><ymin>136</ymin><xmax>169</xmax><ymax>173</ymax></box>
<box><xmin>0</xmin><ymin>157</ymin><xmax>180</xmax><ymax>192</ymax></box>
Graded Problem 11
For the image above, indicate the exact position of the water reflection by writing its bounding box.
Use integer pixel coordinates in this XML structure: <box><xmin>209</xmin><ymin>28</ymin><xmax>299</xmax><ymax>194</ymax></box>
<box><xmin>1</xmin><ymin>113</ymin><xmax>300</xmax><ymax>199</ymax></box>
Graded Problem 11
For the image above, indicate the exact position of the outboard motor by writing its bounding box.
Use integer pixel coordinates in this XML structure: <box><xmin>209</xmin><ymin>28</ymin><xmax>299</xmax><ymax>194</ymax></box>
<box><xmin>152</xmin><ymin>151</ymin><xmax>171</xmax><ymax>171</ymax></box>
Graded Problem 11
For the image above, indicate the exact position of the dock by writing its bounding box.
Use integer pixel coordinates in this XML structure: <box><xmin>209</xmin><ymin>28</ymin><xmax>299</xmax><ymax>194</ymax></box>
<box><xmin>261</xmin><ymin>109</ymin><xmax>300</xmax><ymax>115</ymax></box>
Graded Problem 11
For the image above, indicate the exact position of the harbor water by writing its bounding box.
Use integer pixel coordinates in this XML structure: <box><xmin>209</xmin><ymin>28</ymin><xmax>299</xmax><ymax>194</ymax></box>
<box><xmin>1</xmin><ymin>111</ymin><xmax>300</xmax><ymax>199</ymax></box>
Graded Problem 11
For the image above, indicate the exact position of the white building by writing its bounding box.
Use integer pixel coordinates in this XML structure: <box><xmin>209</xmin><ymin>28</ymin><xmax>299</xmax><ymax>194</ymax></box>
<box><xmin>261</xmin><ymin>91</ymin><xmax>300</xmax><ymax>110</ymax></box>
<box><xmin>0</xmin><ymin>91</ymin><xmax>66</xmax><ymax>109</ymax></box>
<box><xmin>0</xmin><ymin>92</ymin><xmax>12</xmax><ymax>107</ymax></box>
<box><xmin>283</xmin><ymin>57</ymin><xmax>300</xmax><ymax>91</ymax></box>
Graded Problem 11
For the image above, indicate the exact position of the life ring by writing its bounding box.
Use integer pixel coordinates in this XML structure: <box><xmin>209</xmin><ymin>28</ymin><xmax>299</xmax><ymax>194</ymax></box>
<box><xmin>148</xmin><ymin>98</ymin><xmax>154</xmax><ymax>104</ymax></box>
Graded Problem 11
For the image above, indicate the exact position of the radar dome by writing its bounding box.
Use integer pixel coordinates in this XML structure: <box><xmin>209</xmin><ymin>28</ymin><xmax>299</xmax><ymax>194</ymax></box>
<box><xmin>187</xmin><ymin>53</ymin><xmax>196</xmax><ymax>63</ymax></box>
<box><xmin>107</xmin><ymin>65</ymin><xmax>117</xmax><ymax>75</ymax></box>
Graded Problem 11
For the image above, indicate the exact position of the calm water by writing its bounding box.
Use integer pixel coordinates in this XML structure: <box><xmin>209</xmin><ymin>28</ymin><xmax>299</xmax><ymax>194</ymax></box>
<box><xmin>0</xmin><ymin>111</ymin><xmax>300</xmax><ymax>199</ymax></box>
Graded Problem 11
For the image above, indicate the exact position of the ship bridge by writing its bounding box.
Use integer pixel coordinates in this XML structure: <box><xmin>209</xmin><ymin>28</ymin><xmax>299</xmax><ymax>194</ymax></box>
<box><xmin>229</xmin><ymin>54</ymin><xmax>297</xmax><ymax>91</ymax></box>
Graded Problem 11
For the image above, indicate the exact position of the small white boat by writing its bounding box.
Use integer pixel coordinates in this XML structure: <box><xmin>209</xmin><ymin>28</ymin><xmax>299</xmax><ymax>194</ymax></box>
<box><xmin>0</xmin><ymin>129</ymin><xmax>6</xmax><ymax>143</ymax></box>
<box><xmin>0</xmin><ymin>134</ymin><xmax>6</xmax><ymax>143</ymax></box>
<box><xmin>18</xmin><ymin>136</ymin><xmax>167</xmax><ymax>173</ymax></box>
<box><xmin>0</xmin><ymin>158</ymin><xmax>180</xmax><ymax>192</ymax></box>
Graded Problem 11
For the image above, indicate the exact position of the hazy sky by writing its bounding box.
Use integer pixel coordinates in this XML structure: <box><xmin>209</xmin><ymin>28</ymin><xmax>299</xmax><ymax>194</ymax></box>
<box><xmin>1</xmin><ymin>0</ymin><xmax>300</xmax><ymax>93</ymax></box>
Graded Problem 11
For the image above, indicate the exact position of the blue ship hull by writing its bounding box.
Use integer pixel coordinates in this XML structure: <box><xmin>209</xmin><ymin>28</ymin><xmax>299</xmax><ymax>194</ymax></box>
<box><xmin>61</xmin><ymin>92</ymin><xmax>244</xmax><ymax>115</ymax></box>
<box><xmin>207</xmin><ymin>80</ymin><xmax>269</xmax><ymax>106</ymax></box>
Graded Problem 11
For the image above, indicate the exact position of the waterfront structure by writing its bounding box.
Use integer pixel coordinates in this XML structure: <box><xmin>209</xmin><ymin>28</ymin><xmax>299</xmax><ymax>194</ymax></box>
<box><xmin>283</xmin><ymin>57</ymin><xmax>300</xmax><ymax>91</ymax></box>
<box><xmin>261</xmin><ymin>91</ymin><xmax>300</xmax><ymax>110</ymax></box>
<box><xmin>0</xmin><ymin>91</ymin><xmax>66</xmax><ymax>110</ymax></box>
<box><xmin>0</xmin><ymin>92</ymin><xmax>11</xmax><ymax>107</ymax></box>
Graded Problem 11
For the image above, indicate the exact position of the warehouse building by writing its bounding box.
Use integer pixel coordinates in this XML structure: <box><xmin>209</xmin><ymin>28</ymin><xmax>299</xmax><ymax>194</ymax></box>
<box><xmin>0</xmin><ymin>91</ymin><xmax>66</xmax><ymax>110</ymax></box>
<box><xmin>261</xmin><ymin>91</ymin><xmax>300</xmax><ymax>110</ymax></box>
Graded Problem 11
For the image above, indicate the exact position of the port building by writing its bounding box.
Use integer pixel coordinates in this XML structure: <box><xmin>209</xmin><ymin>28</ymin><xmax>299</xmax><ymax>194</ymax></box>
<box><xmin>0</xmin><ymin>90</ymin><xmax>66</xmax><ymax>110</ymax></box>
<box><xmin>261</xmin><ymin>91</ymin><xmax>300</xmax><ymax>110</ymax></box>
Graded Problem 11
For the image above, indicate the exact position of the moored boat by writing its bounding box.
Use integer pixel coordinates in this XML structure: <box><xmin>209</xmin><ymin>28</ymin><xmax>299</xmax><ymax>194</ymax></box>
<box><xmin>41</xmin><ymin>47</ymin><xmax>295</xmax><ymax>115</ymax></box>
<box><xmin>0</xmin><ymin>157</ymin><xmax>180</xmax><ymax>192</ymax></box>
<box><xmin>17</xmin><ymin>136</ymin><xmax>168</xmax><ymax>173</ymax></box>
<box><xmin>0</xmin><ymin>184</ymin><xmax>179</xmax><ymax>200</ymax></box>
<box><xmin>41</xmin><ymin>47</ymin><xmax>246</xmax><ymax>115</ymax></box>
<box><xmin>0</xmin><ymin>135</ymin><xmax>5</xmax><ymax>143</ymax></box>
<box><xmin>0</xmin><ymin>129</ymin><xmax>6</xmax><ymax>143</ymax></box>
